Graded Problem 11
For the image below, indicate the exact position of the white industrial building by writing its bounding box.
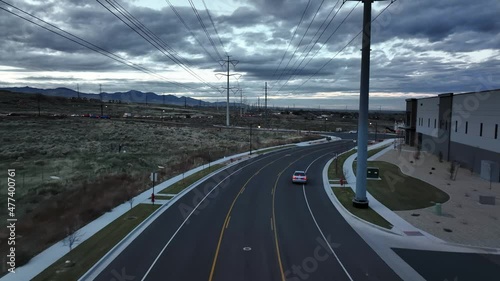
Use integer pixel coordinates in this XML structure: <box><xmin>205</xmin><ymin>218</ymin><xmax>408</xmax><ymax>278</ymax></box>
<box><xmin>405</xmin><ymin>89</ymin><xmax>500</xmax><ymax>182</ymax></box>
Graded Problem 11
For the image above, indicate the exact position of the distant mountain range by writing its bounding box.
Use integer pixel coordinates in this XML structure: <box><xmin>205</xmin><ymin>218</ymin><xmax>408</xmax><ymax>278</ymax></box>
<box><xmin>0</xmin><ymin>86</ymin><xmax>227</xmax><ymax>107</ymax></box>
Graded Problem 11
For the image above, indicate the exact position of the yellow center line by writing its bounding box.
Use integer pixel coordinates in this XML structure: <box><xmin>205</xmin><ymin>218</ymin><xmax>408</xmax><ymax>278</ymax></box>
<box><xmin>208</xmin><ymin>145</ymin><xmax>335</xmax><ymax>281</ymax></box>
<box><xmin>225</xmin><ymin>216</ymin><xmax>231</xmax><ymax>229</ymax></box>
<box><xmin>271</xmin><ymin>146</ymin><xmax>335</xmax><ymax>281</ymax></box>
<box><xmin>208</xmin><ymin>156</ymin><xmax>284</xmax><ymax>281</ymax></box>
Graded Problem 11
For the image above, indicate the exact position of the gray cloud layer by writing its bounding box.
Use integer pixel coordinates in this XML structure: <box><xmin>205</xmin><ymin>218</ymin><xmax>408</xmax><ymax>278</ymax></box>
<box><xmin>0</xmin><ymin>0</ymin><xmax>499</xmax><ymax>109</ymax></box>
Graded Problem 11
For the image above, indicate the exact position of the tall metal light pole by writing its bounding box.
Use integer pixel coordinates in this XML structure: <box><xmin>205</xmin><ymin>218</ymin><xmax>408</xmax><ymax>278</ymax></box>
<box><xmin>350</xmin><ymin>0</ymin><xmax>389</xmax><ymax>209</ymax></box>
<box><xmin>249</xmin><ymin>123</ymin><xmax>253</xmax><ymax>155</ymax></box>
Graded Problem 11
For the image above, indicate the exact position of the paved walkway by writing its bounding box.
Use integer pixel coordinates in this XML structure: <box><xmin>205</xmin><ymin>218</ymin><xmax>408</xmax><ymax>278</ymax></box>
<box><xmin>375</xmin><ymin>146</ymin><xmax>500</xmax><ymax>248</ymax></box>
<box><xmin>343</xmin><ymin>140</ymin><xmax>444</xmax><ymax>242</ymax></box>
<box><xmin>340</xmin><ymin>140</ymin><xmax>500</xmax><ymax>249</ymax></box>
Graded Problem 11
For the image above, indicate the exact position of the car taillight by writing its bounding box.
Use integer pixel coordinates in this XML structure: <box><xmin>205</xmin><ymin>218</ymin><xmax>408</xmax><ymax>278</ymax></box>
<box><xmin>293</xmin><ymin>176</ymin><xmax>297</xmax><ymax>179</ymax></box>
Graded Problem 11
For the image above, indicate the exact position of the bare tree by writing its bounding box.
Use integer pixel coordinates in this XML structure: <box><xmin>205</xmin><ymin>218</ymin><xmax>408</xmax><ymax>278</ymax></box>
<box><xmin>63</xmin><ymin>223</ymin><xmax>83</xmax><ymax>252</ymax></box>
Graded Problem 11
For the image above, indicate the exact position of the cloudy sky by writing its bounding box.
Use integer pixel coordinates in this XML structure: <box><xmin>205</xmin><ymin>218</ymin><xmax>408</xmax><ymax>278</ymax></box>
<box><xmin>0</xmin><ymin>0</ymin><xmax>499</xmax><ymax>110</ymax></box>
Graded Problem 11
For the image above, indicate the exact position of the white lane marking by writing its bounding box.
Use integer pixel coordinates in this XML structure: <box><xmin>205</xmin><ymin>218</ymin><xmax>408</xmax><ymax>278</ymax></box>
<box><xmin>304</xmin><ymin>155</ymin><xmax>355</xmax><ymax>281</ymax></box>
<box><xmin>139</xmin><ymin>153</ymin><xmax>281</xmax><ymax>281</ymax></box>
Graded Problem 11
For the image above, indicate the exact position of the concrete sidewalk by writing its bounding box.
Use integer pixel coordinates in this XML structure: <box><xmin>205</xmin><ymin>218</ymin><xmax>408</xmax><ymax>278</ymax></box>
<box><xmin>376</xmin><ymin>146</ymin><xmax>500</xmax><ymax>249</ymax></box>
<box><xmin>341</xmin><ymin>139</ymin><xmax>500</xmax><ymax>250</ymax></box>
<box><xmin>342</xmin><ymin>139</ymin><xmax>443</xmax><ymax>241</ymax></box>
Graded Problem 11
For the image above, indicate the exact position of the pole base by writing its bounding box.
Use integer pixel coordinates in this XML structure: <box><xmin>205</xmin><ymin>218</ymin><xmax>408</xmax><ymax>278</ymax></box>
<box><xmin>352</xmin><ymin>198</ymin><xmax>369</xmax><ymax>209</ymax></box>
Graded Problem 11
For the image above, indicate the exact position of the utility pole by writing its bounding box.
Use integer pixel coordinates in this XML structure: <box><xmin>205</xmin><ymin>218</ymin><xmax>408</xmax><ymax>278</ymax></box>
<box><xmin>216</xmin><ymin>56</ymin><xmax>240</xmax><ymax>126</ymax></box>
<box><xmin>77</xmin><ymin>84</ymin><xmax>80</xmax><ymax>99</ymax></box>
<box><xmin>184</xmin><ymin>96</ymin><xmax>187</xmax><ymax>108</ymax></box>
<box><xmin>240</xmin><ymin>89</ymin><xmax>243</xmax><ymax>117</ymax></box>
<box><xmin>265</xmin><ymin>82</ymin><xmax>268</xmax><ymax>127</ymax></box>
<box><xmin>349</xmin><ymin>0</ymin><xmax>390</xmax><ymax>209</ymax></box>
<box><xmin>163</xmin><ymin>94</ymin><xmax>165</xmax><ymax>105</ymax></box>
<box><xmin>100</xmin><ymin>84</ymin><xmax>103</xmax><ymax>116</ymax></box>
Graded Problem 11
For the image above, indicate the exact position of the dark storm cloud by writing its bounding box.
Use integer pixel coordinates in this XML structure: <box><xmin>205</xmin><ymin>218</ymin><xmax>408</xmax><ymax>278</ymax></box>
<box><xmin>0</xmin><ymin>0</ymin><xmax>499</xmax><ymax>108</ymax></box>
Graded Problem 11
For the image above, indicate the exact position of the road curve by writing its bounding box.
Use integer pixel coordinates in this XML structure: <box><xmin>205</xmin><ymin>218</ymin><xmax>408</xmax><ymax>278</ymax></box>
<box><xmin>91</xmin><ymin>140</ymin><xmax>401</xmax><ymax>281</ymax></box>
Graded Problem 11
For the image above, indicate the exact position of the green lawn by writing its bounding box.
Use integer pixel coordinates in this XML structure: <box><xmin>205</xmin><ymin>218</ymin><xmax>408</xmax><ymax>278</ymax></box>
<box><xmin>159</xmin><ymin>164</ymin><xmax>225</xmax><ymax>194</ymax></box>
<box><xmin>153</xmin><ymin>195</ymin><xmax>174</xmax><ymax>200</ymax></box>
<box><xmin>333</xmin><ymin>187</ymin><xmax>392</xmax><ymax>229</ymax></box>
<box><xmin>363</xmin><ymin>161</ymin><xmax>450</xmax><ymax>210</ymax></box>
<box><xmin>328</xmin><ymin>149</ymin><xmax>356</xmax><ymax>179</ymax></box>
<box><xmin>33</xmin><ymin>204</ymin><xmax>160</xmax><ymax>281</ymax></box>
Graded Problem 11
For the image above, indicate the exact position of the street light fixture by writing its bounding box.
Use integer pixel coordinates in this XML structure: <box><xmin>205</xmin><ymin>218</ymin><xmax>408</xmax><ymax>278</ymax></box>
<box><xmin>249</xmin><ymin>123</ymin><xmax>253</xmax><ymax>155</ymax></box>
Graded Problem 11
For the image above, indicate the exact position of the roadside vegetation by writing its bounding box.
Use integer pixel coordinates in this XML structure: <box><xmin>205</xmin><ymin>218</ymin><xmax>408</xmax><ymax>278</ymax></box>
<box><xmin>332</xmin><ymin>187</ymin><xmax>393</xmax><ymax>229</ymax></box>
<box><xmin>0</xmin><ymin>90</ymin><xmax>403</xmax><ymax>273</ymax></box>
<box><xmin>159</xmin><ymin>164</ymin><xmax>225</xmax><ymax>195</ymax></box>
<box><xmin>363</xmin><ymin>161</ymin><xmax>450</xmax><ymax>210</ymax></box>
<box><xmin>33</xmin><ymin>204</ymin><xmax>160</xmax><ymax>281</ymax></box>
<box><xmin>329</xmin><ymin>144</ymin><xmax>393</xmax><ymax>229</ymax></box>
<box><xmin>0</xmin><ymin>91</ymin><xmax>321</xmax><ymax>272</ymax></box>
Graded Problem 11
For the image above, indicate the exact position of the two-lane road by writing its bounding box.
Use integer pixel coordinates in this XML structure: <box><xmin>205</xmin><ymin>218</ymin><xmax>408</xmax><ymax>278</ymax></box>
<box><xmin>92</xmin><ymin>141</ymin><xmax>401</xmax><ymax>281</ymax></box>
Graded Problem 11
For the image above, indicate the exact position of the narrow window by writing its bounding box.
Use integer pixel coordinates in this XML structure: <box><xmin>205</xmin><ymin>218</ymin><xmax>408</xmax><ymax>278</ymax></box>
<box><xmin>495</xmin><ymin>124</ymin><xmax>498</xmax><ymax>139</ymax></box>
<box><xmin>455</xmin><ymin>121</ymin><xmax>458</xmax><ymax>132</ymax></box>
<box><xmin>445</xmin><ymin>121</ymin><xmax>448</xmax><ymax>130</ymax></box>
<box><xmin>465</xmin><ymin>122</ymin><xmax>468</xmax><ymax>134</ymax></box>
<box><xmin>428</xmin><ymin>118</ymin><xmax>430</xmax><ymax>127</ymax></box>
<box><xmin>434</xmin><ymin>119</ymin><xmax>437</xmax><ymax>128</ymax></box>
<box><xmin>480</xmin><ymin>123</ymin><xmax>483</xmax><ymax>137</ymax></box>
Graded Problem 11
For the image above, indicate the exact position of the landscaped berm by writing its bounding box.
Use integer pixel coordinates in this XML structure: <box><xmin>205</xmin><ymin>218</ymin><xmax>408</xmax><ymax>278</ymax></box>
<box><xmin>365</xmin><ymin>161</ymin><xmax>450</xmax><ymax>210</ymax></box>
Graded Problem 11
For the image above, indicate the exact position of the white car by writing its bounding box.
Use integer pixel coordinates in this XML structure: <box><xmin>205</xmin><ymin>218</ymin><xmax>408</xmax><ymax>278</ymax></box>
<box><xmin>292</xmin><ymin>171</ymin><xmax>307</xmax><ymax>184</ymax></box>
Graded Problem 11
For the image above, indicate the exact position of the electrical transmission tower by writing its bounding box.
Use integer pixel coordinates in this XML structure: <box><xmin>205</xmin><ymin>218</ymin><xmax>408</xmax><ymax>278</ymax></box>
<box><xmin>216</xmin><ymin>56</ymin><xmax>241</xmax><ymax>126</ymax></box>
<box><xmin>347</xmin><ymin>0</ymin><xmax>392</xmax><ymax>209</ymax></box>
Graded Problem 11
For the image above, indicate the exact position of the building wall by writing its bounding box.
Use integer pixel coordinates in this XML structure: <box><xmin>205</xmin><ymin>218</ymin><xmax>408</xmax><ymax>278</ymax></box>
<box><xmin>437</xmin><ymin>94</ymin><xmax>453</xmax><ymax>161</ymax></box>
<box><xmin>449</xmin><ymin>141</ymin><xmax>500</xmax><ymax>180</ymax></box>
<box><xmin>416</xmin><ymin>97</ymin><xmax>439</xmax><ymax>138</ymax></box>
<box><xmin>405</xmin><ymin>99</ymin><xmax>417</xmax><ymax>146</ymax></box>
<box><xmin>412</xmin><ymin>89</ymin><xmax>500</xmax><ymax>182</ymax></box>
<box><xmin>450</xmin><ymin>90</ymin><xmax>500</xmax><ymax>154</ymax></box>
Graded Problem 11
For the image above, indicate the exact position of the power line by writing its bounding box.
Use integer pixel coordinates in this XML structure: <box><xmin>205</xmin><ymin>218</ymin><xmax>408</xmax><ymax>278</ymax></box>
<box><xmin>275</xmin><ymin>1</ymin><xmax>359</xmax><ymax>94</ymax></box>
<box><xmin>98</xmin><ymin>0</ymin><xmax>219</xmax><ymax>91</ymax></box>
<box><xmin>271</xmin><ymin>0</ymin><xmax>327</xmax><ymax>89</ymax></box>
<box><xmin>291</xmin><ymin>0</ymin><xmax>397</xmax><ymax>94</ymax></box>
<box><xmin>201</xmin><ymin>0</ymin><xmax>227</xmax><ymax>56</ymax></box>
<box><xmin>269</xmin><ymin>0</ymin><xmax>312</xmax><ymax>85</ymax></box>
<box><xmin>187</xmin><ymin>0</ymin><xmax>224</xmax><ymax>61</ymax></box>
<box><xmin>276</xmin><ymin>0</ymin><xmax>343</xmax><ymax>89</ymax></box>
<box><xmin>0</xmin><ymin>0</ymin><xmax>193</xmax><ymax>91</ymax></box>
<box><xmin>164</xmin><ymin>0</ymin><xmax>218</xmax><ymax>63</ymax></box>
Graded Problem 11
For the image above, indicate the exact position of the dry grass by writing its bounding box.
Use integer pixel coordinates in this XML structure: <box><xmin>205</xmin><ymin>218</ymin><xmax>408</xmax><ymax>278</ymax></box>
<box><xmin>0</xmin><ymin>111</ymin><xmax>317</xmax><ymax>273</ymax></box>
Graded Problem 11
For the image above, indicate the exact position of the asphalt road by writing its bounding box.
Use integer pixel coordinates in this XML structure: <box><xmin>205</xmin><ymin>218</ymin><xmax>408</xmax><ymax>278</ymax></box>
<box><xmin>394</xmin><ymin>248</ymin><xmax>500</xmax><ymax>281</ymax></box>
<box><xmin>92</xmin><ymin>140</ymin><xmax>402</xmax><ymax>281</ymax></box>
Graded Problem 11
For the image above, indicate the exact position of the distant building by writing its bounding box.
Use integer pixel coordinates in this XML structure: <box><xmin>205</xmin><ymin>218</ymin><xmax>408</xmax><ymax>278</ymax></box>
<box><xmin>405</xmin><ymin>89</ymin><xmax>500</xmax><ymax>181</ymax></box>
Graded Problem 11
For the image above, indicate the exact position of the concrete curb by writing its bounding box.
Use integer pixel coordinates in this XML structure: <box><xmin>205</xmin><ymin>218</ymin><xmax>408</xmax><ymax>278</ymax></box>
<box><xmin>78</xmin><ymin>163</ymin><xmax>230</xmax><ymax>281</ymax></box>
<box><xmin>77</xmin><ymin>137</ymin><xmax>337</xmax><ymax>280</ymax></box>
<box><xmin>322</xmin><ymin>154</ymin><xmax>401</xmax><ymax>236</ymax></box>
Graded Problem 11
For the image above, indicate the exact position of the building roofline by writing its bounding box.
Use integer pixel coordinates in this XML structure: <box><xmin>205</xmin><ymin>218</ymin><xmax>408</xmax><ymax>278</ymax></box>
<box><xmin>412</xmin><ymin>88</ymin><xmax>500</xmax><ymax>101</ymax></box>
